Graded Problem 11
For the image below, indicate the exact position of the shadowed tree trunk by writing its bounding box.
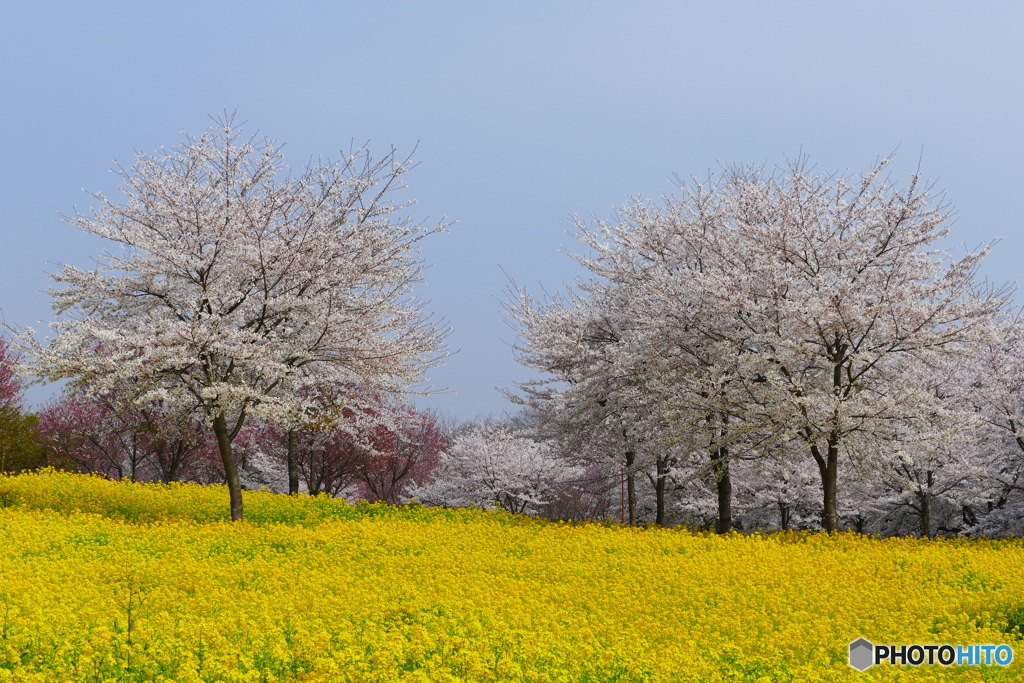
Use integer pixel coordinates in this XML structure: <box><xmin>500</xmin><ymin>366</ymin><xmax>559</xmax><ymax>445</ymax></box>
<box><xmin>811</xmin><ymin>431</ymin><xmax>840</xmax><ymax>534</ymax></box>
<box><xmin>653</xmin><ymin>455</ymin><xmax>669</xmax><ymax>525</ymax></box>
<box><xmin>920</xmin><ymin>492</ymin><xmax>933</xmax><ymax>540</ymax></box>
<box><xmin>713</xmin><ymin>445</ymin><xmax>731</xmax><ymax>534</ymax></box>
<box><xmin>212</xmin><ymin>413</ymin><xmax>243</xmax><ymax>521</ymax></box>
<box><xmin>917</xmin><ymin>470</ymin><xmax>935</xmax><ymax>539</ymax></box>
<box><xmin>779</xmin><ymin>501</ymin><xmax>792</xmax><ymax>531</ymax></box>
<box><xmin>287</xmin><ymin>429</ymin><xmax>299</xmax><ymax>495</ymax></box>
<box><xmin>625</xmin><ymin>449</ymin><xmax>637</xmax><ymax>526</ymax></box>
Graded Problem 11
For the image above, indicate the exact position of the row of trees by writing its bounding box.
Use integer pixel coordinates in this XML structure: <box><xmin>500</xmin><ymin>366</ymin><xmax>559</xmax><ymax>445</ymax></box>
<box><xmin>5</xmin><ymin>330</ymin><xmax>605</xmax><ymax>518</ymax></box>
<box><xmin>507</xmin><ymin>158</ymin><xmax>1024</xmax><ymax>537</ymax></box>
<box><xmin>38</xmin><ymin>390</ymin><xmax>447</xmax><ymax>502</ymax></box>
<box><xmin>7</xmin><ymin>312</ymin><xmax>1024</xmax><ymax>536</ymax></box>
<box><xmin>3</xmin><ymin>113</ymin><xmax>1022</xmax><ymax>536</ymax></box>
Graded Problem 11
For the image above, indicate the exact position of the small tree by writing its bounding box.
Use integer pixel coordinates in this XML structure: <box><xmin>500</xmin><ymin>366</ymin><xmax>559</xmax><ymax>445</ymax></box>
<box><xmin>408</xmin><ymin>424</ymin><xmax>582</xmax><ymax>515</ymax></box>
<box><xmin>354</xmin><ymin>406</ymin><xmax>446</xmax><ymax>504</ymax></box>
<box><xmin>136</xmin><ymin>406</ymin><xmax>212</xmax><ymax>484</ymax></box>
<box><xmin>18</xmin><ymin>115</ymin><xmax>448</xmax><ymax>520</ymax></box>
<box><xmin>507</xmin><ymin>290</ymin><xmax>671</xmax><ymax>525</ymax></box>
<box><xmin>35</xmin><ymin>392</ymin><xmax>146</xmax><ymax>478</ymax></box>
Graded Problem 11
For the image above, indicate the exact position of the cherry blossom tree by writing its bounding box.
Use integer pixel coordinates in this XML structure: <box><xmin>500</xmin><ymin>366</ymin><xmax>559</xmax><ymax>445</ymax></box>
<box><xmin>974</xmin><ymin>316</ymin><xmax>1024</xmax><ymax>461</ymax></box>
<box><xmin>509</xmin><ymin>207</ymin><xmax>779</xmax><ymax>531</ymax></box>
<box><xmin>739</xmin><ymin>448</ymin><xmax>822</xmax><ymax>531</ymax></box>
<box><xmin>951</xmin><ymin>314</ymin><xmax>1024</xmax><ymax>536</ymax></box>
<box><xmin>408</xmin><ymin>424</ymin><xmax>583</xmax><ymax>515</ymax></box>
<box><xmin>854</xmin><ymin>351</ymin><xmax>995</xmax><ymax>538</ymax></box>
<box><xmin>17</xmin><ymin>114</ymin><xmax>448</xmax><ymax>520</ymax></box>
<box><xmin>507</xmin><ymin>287</ymin><xmax>682</xmax><ymax>525</ymax></box>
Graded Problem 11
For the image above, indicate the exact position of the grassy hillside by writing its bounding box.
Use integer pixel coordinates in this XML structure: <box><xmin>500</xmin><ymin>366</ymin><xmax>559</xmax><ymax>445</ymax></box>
<box><xmin>0</xmin><ymin>470</ymin><xmax>1021</xmax><ymax>682</ymax></box>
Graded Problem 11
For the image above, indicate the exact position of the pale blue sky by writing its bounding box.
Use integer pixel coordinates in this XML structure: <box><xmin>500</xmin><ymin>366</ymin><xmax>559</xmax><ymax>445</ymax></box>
<box><xmin>2</xmin><ymin>1</ymin><xmax>1023</xmax><ymax>421</ymax></box>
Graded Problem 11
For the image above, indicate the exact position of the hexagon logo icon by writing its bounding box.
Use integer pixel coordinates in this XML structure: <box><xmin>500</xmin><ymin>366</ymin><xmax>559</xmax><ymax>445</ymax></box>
<box><xmin>849</xmin><ymin>638</ymin><xmax>874</xmax><ymax>671</ymax></box>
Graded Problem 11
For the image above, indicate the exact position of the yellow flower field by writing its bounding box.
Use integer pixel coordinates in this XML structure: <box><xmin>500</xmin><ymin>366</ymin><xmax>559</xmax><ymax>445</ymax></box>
<box><xmin>0</xmin><ymin>470</ymin><xmax>1021</xmax><ymax>682</ymax></box>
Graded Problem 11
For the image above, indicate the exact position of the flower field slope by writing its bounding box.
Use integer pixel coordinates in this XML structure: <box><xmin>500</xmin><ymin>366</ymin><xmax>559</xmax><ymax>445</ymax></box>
<box><xmin>0</xmin><ymin>471</ymin><xmax>1022</xmax><ymax>681</ymax></box>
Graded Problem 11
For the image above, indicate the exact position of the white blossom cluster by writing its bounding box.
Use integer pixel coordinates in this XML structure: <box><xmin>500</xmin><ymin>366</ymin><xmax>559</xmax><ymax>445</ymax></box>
<box><xmin>407</xmin><ymin>424</ymin><xmax>584</xmax><ymax>515</ymax></box>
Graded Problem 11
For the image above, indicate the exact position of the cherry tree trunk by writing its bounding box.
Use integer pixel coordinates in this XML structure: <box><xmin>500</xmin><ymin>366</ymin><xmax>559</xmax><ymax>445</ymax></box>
<box><xmin>713</xmin><ymin>447</ymin><xmax>732</xmax><ymax>534</ymax></box>
<box><xmin>813</xmin><ymin>438</ymin><xmax>840</xmax><ymax>533</ymax></box>
<box><xmin>212</xmin><ymin>414</ymin><xmax>244</xmax><ymax>522</ymax></box>
<box><xmin>287</xmin><ymin>429</ymin><xmax>299</xmax><ymax>496</ymax></box>
<box><xmin>625</xmin><ymin>449</ymin><xmax>637</xmax><ymax>526</ymax></box>
<box><xmin>779</xmin><ymin>502</ymin><xmax>791</xmax><ymax>531</ymax></box>
<box><xmin>921</xmin><ymin>495</ymin><xmax>933</xmax><ymax>539</ymax></box>
<box><xmin>654</xmin><ymin>455</ymin><xmax>668</xmax><ymax>526</ymax></box>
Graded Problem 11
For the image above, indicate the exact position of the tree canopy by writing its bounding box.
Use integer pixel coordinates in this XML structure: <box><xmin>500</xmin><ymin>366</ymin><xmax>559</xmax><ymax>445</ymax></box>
<box><xmin>18</xmin><ymin>115</ymin><xmax>448</xmax><ymax>520</ymax></box>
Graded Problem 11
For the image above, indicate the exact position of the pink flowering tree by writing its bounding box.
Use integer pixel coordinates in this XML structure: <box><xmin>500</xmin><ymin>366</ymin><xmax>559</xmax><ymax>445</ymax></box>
<box><xmin>353</xmin><ymin>406</ymin><xmax>447</xmax><ymax>504</ymax></box>
<box><xmin>35</xmin><ymin>392</ymin><xmax>139</xmax><ymax>478</ymax></box>
<box><xmin>136</xmin><ymin>406</ymin><xmax>215</xmax><ymax>484</ymax></box>
<box><xmin>237</xmin><ymin>402</ymin><xmax>445</xmax><ymax>501</ymax></box>
<box><xmin>240</xmin><ymin>420</ymin><xmax>363</xmax><ymax>496</ymax></box>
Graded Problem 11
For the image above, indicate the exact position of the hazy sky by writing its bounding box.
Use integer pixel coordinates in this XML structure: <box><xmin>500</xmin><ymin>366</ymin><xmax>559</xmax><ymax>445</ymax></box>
<box><xmin>2</xmin><ymin>1</ymin><xmax>1023</xmax><ymax>422</ymax></box>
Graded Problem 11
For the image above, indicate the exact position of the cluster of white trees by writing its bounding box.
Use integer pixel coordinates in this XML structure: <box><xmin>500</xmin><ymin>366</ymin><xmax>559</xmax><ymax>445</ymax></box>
<box><xmin>9</xmin><ymin>113</ymin><xmax>1024</xmax><ymax>537</ymax></box>
<box><xmin>506</xmin><ymin>158</ymin><xmax>1024</xmax><ymax>537</ymax></box>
